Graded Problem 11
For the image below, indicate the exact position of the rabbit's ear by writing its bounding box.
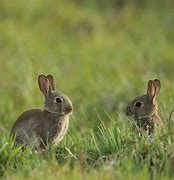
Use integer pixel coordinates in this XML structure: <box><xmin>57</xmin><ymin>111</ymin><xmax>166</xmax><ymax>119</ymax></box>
<box><xmin>153</xmin><ymin>79</ymin><xmax>161</xmax><ymax>95</ymax></box>
<box><xmin>38</xmin><ymin>75</ymin><xmax>50</xmax><ymax>96</ymax></box>
<box><xmin>147</xmin><ymin>80</ymin><xmax>156</xmax><ymax>103</ymax></box>
<box><xmin>47</xmin><ymin>75</ymin><xmax>56</xmax><ymax>91</ymax></box>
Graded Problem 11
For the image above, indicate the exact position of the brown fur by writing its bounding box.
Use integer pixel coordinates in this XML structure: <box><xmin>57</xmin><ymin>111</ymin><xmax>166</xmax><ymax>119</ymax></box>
<box><xmin>125</xmin><ymin>79</ymin><xmax>164</xmax><ymax>134</ymax></box>
<box><xmin>10</xmin><ymin>74</ymin><xmax>72</xmax><ymax>150</ymax></box>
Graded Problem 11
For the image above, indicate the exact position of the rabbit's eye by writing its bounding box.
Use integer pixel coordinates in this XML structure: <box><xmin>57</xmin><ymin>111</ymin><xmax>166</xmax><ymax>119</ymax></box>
<box><xmin>134</xmin><ymin>101</ymin><xmax>143</xmax><ymax>107</ymax></box>
<box><xmin>56</xmin><ymin>97</ymin><xmax>63</xmax><ymax>103</ymax></box>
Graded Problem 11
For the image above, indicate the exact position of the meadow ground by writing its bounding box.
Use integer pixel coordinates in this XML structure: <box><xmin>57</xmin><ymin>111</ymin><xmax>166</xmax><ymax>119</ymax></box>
<box><xmin>0</xmin><ymin>0</ymin><xmax>174</xmax><ymax>179</ymax></box>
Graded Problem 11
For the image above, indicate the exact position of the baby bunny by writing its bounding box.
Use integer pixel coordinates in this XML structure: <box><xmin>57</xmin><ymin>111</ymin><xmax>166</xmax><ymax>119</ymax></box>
<box><xmin>125</xmin><ymin>79</ymin><xmax>164</xmax><ymax>133</ymax></box>
<box><xmin>11</xmin><ymin>74</ymin><xmax>73</xmax><ymax>150</ymax></box>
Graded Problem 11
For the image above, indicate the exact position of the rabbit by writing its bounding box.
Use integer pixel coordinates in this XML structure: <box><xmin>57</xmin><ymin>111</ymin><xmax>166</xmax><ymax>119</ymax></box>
<box><xmin>10</xmin><ymin>74</ymin><xmax>73</xmax><ymax>150</ymax></box>
<box><xmin>125</xmin><ymin>79</ymin><xmax>164</xmax><ymax>134</ymax></box>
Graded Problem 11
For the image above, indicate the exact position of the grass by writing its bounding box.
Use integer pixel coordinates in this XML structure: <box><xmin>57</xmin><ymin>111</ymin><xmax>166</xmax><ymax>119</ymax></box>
<box><xmin>0</xmin><ymin>0</ymin><xmax>174</xmax><ymax>179</ymax></box>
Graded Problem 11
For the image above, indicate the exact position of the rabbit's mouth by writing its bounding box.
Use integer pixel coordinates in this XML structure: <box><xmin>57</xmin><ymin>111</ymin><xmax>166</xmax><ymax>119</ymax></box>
<box><xmin>65</xmin><ymin>106</ymin><xmax>73</xmax><ymax>114</ymax></box>
<box><xmin>125</xmin><ymin>108</ymin><xmax>133</xmax><ymax>116</ymax></box>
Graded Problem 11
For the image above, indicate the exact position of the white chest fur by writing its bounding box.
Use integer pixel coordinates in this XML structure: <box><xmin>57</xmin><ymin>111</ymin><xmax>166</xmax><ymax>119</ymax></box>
<box><xmin>52</xmin><ymin>116</ymin><xmax>69</xmax><ymax>145</ymax></box>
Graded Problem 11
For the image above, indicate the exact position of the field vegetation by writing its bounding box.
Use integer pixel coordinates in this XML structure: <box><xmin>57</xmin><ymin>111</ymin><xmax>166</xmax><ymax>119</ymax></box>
<box><xmin>0</xmin><ymin>0</ymin><xmax>174</xmax><ymax>179</ymax></box>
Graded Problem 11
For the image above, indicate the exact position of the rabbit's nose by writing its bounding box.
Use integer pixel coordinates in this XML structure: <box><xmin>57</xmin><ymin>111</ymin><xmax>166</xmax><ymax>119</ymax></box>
<box><xmin>66</xmin><ymin>105</ymin><xmax>73</xmax><ymax>113</ymax></box>
<box><xmin>125</xmin><ymin>108</ymin><xmax>132</xmax><ymax>116</ymax></box>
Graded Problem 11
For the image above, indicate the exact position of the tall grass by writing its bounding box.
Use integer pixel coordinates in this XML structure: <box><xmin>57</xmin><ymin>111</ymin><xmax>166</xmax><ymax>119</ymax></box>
<box><xmin>0</xmin><ymin>0</ymin><xmax>174</xmax><ymax>179</ymax></box>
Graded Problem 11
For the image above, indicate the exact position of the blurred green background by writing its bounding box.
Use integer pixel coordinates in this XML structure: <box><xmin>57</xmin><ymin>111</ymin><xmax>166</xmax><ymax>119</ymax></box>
<box><xmin>1</xmin><ymin>0</ymin><xmax>174</xmax><ymax>133</ymax></box>
<box><xmin>0</xmin><ymin>0</ymin><xmax>174</xmax><ymax>179</ymax></box>
<box><xmin>0</xmin><ymin>0</ymin><xmax>174</xmax><ymax>134</ymax></box>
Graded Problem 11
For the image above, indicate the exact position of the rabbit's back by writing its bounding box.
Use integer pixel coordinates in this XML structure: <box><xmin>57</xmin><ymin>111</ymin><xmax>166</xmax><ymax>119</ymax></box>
<box><xmin>11</xmin><ymin>109</ymin><xmax>69</xmax><ymax>148</ymax></box>
<box><xmin>11</xmin><ymin>109</ymin><xmax>43</xmax><ymax>134</ymax></box>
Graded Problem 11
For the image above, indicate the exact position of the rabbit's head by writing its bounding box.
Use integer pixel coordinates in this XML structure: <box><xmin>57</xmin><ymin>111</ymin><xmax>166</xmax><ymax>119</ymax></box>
<box><xmin>38</xmin><ymin>74</ymin><xmax>73</xmax><ymax>115</ymax></box>
<box><xmin>125</xmin><ymin>79</ymin><xmax>161</xmax><ymax>120</ymax></box>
